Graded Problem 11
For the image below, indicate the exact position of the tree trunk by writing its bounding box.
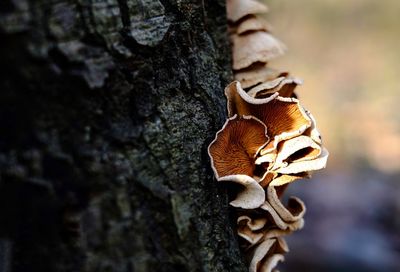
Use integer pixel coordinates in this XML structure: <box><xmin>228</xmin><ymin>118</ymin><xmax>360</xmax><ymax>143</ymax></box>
<box><xmin>0</xmin><ymin>0</ymin><xmax>247</xmax><ymax>271</ymax></box>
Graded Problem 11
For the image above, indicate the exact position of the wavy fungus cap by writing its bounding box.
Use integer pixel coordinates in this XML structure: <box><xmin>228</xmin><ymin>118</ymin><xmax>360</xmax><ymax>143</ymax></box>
<box><xmin>249</xmin><ymin>239</ymin><xmax>281</xmax><ymax>272</ymax></box>
<box><xmin>218</xmin><ymin>175</ymin><xmax>266</xmax><ymax>209</ymax></box>
<box><xmin>221</xmin><ymin>81</ymin><xmax>327</xmax><ymax>187</ymax></box>
<box><xmin>237</xmin><ymin>215</ymin><xmax>267</xmax><ymax>245</ymax></box>
<box><xmin>272</xmin><ymin>135</ymin><xmax>322</xmax><ymax>166</ymax></box>
<box><xmin>234</xmin><ymin>64</ymin><xmax>288</xmax><ymax>89</ymax></box>
<box><xmin>227</xmin><ymin>0</ymin><xmax>269</xmax><ymax>22</ymax></box>
<box><xmin>257</xmin><ymin>137</ymin><xmax>328</xmax><ymax>187</ymax></box>
<box><xmin>225</xmin><ymin>81</ymin><xmax>312</xmax><ymax>143</ymax></box>
<box><xmin>208</xmin><ymin>115</ymin><xmax>270</xmax><ymax>209</ymax></box>
<box><xmin>209</xmin><ymin>81</ymin><xmax>327</xmax><ymax>206</ymax></box>
<box><xmin>208</xmin><ymin>114</ymin><xmax>269</xmax><ymax>178</ymax></box>
<box><xmin>237</xmin><ymin>15</ymin><xmax>273</xmax><ymax>34</ymax></box>
<box><xmin>247</xmin><ymin>76</ymin><xmax>303</xmax><ymax>98</ymax></box>
<box><xmin>232</xmin><ymin>32</ymin><xmax>286</xmax><ymax>70</ymax></box>
<box><xmin>237</xmin><ymin>186</ymin><xmax>307</xmax><ymax>272</ymax></box>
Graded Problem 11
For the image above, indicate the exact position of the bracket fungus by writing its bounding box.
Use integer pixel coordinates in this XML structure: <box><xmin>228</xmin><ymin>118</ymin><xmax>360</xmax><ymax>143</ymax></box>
<box><xmin>208</xmin><ymin>80</ymin><xmax>327</xmax><ymax>270</ymax></box>
<box><xmin>236</xmin><ymin>187</ymin><xmax>305</xmax><ymax>272</ymax></box>
<box><xmin>234</xmin><ymin>64</ymin><xmax>288</xmax><ymax>89</ymax></box>
<box><xmin>209</xmin><ymin>0</ymin><xmax>329</xmax><ymax>271</ymax></box>
<box><xmin>232</xmin><ymin>32</ymin><xmax>286</xmax><ymax>70</ymax></box>
<box><xmin>227</xmin><ymin>0</ymin><xmax>269</xmax><ymax>22</ymax></box>
<box><xmin>236</xmin><ymin>15</ymin><xmax>273</xmax><ymax>35</ymax></box>
<box><xmin>247</xmin><ymin>76</ymin><xmax>303</xmax><ymax>98</ymax></box>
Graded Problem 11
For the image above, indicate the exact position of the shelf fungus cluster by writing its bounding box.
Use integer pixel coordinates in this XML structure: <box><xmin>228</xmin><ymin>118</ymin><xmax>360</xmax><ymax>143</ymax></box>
<box><xmin>207</xmin><ymin>1</ymin><xmax>329</xmax><ymax>271</ymax></box>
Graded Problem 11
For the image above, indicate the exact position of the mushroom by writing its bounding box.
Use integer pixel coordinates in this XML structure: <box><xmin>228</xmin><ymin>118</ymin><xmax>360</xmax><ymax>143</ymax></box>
<box><xmin>260</xmin><ymin>201</ymin><xmax>295</xmax><ymax>230</ymax></box>
<box><xmin>235</xmin><ymin>187</ymin><xmax>306</xmax><ymax>265</ymax></box>
<box><xmin>211</xmin><ymin>1</ymin><xmax>329</xmax><ymax>271</ymax></box>
<box><xmin>248</xmin><ymin>239</ymin><xmax>276</xmax><ymax>272</ymax></box>
<box><xmin>237</xmin><ymin>215</ymin><xmax>268</xmax><ymax>245</ymax></box>
<box><xmin>260</xmin><ymin>201</ymin><xmax>304</xmax><ymax>231</ymax></box>
<box><xmin>220</xmin><ymin>175</ymin><xmax>266</xmax><ymax>209</ymax></box>
<box><xmin>256</xmin><ymin>135</ymin><xmax>322</xmax><ymax>171</ymax></box>
<box><xmin>238</xmin><ymin>215</ymin><xmax>268</xmax><ymax>231</ymax></box>
<box><xmin>247</xmin><ymin>76</ymin><xmax>303</xmax><ymax>98</ymax></box>
<box><xmin>268</xmin><ymin>172</ymin><xmax>310</xmax><ymax>187</ymax></box>
<box><xmin>260</xmin><ymin>254</ymin><xmax>285</xmax><ymax>272</ymax></box>
<box><xmin>304</xmin><ymin>109</ymin><xmax>323</xmax><ymax>144</ymax></box>
<box><xmin>225</xmin><ymin>81</ymin><xmax>312</xmax><ymax>146</ymax></box>
<box><xmin>208</xmin><ymin>114</ymin><xmax>269</xmax><ymax>208</ymax></box>
<box><xmin>248</xmin><ymin>239</ymin><xmax>286</xmax><ymax>272</ymax></box>
<box><xmin>262</xmin><ymin>226</ymin><xmax>301</xmax><ymax>240</ymax></box>
<box><xmin>256</xmin><ymin>144</ymin><xmax>328</xmax><ymax>187</ymax></box>
<box><xmin>272</xmin><ymin>135</ymin><xmax>322</xmax><ymax>167</ymax></box>
<box><xmin>232</xmin><ymin>32</ymin><xmax>286</xmax><ymax>70</ymax></box>
<box><xmin>236</xmin><ymin>208</ymin><xmax>301</xmax><ymax>247</ymax></box>
<box><xmin>237</xmin><ymin>15</ymin><xmax>273</xmax><ymax>35</ymax></box>
<box><xmin>208</xmin><ymin>114</ymin><xmax>269</xmax><ymax>178</ymax></box>
<box><xmin>275</xmin><ymin>237</ymin><xmax>289</xmax><ymax>253</ymax></box>
<box><xmin>225</xmin><ymin>80</ymin><xmax>278</xmax><ymax>117</ymax></box>
<box><xmin>274</xmin><ymin>147</ymin><xmax>329</xmax><ymax>175</ymax></box>
<box><xmin>255</xmin><ymin>129</ymin><xmax>327</xmax><ymax>186</ymax></box>
<box><xmin>227</xmin><ymin>0</ymin><xmax>269</xmax><ymax>23</ymax></box>
<box><xmin>234</xmin><ymin>63</ymin><xmax>288</xmax><ymax>89</ymax></box>
<box><xmin>266</xmin><ymin>186</ymin><xmax>306</xmax><ymax>223</ymax></box>
<box><xmin>220</xmin><ymin>81</ymin><xmax>328</xmax><ymax>188</ymax></box>
<box><xmin>248</xmin><ymin>77</ymin><xmax>288</xmax><ymax>96</ymax></box>
<box><xmin>238</xmin><ymin>226</ymin><xmax>264</xmax><ymax>246</ymax></box>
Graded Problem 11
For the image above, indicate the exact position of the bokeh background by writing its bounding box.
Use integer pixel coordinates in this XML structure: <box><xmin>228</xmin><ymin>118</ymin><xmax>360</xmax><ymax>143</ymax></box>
<box><xmin>263</xmin><ymin>0</ymin><xmax>400</xmax><ymax>271</ymax></box>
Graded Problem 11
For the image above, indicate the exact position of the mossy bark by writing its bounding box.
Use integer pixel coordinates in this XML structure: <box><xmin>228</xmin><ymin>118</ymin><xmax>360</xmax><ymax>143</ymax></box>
<box><xmin>0</xmin><ymin>0</ymin><xmax>246</xmax><ymax>271</ymax></box>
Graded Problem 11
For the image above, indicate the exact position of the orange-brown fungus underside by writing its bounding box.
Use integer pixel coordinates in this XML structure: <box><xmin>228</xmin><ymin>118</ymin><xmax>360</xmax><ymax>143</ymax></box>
<box><xmin>209</xmin><ymin>116</ymin><xmax>269</xmax><ymax>178</ymax></box>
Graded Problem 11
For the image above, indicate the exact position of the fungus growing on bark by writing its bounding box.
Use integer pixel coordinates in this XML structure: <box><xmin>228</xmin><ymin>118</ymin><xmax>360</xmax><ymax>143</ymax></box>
<box><xmin>272</xmin><ymin>135</ymin><xmax>322</xmax><ymax>165</ymax></box>
<box><xmin>208</xmin><ymin>78</ymin><xmax>327</xmax><ymax>270</ymax></box>
<box><xmin>225</xmin><ymin>81</ymin><xmax>312</xmax><ymax>144</ymax></box>
<box><xmin>273</xmin><ymin>147</ymin><xmax>329</xmax><ymax>175</ymax></box>
<box><xmin>227</xmin><ymin>0</ymin><xmax>269</xmax><ymax>22</ymax></box>
<box><xmin>211</xmin><ymin>1</ymin><xmax>329</xmax><ymax>271</ymax></box>
<box><xmin>247</xmin><ymin>77</ymin><xmax>303</xmax><ymax>98</ymax></box>
<box><xmin>256</xmin><ymin>134</ymin><xmax>328</xmax><ymax>186</ymax></box>
<box><xmin>218</xmin><ymin>175</ymin><xmax>266</xmax><ymax>209</ymax></box>
<box><xmin>248</xmin><ymin>239</ymin><xmax>281</xmax><ymax>272</ymax></box>
<box><xmin>236</xmin><ymin>186</ymin><xmax>307</xmax><ymax>272</ymax></box>
<box><xmin>209</xmin><ymin>80</ymin><xmax>328</xmax><ymax>194</ymax></box>
<box><xmin>208</xmin><ymin>114</ymin><xmax>269</xmax><ymax>178</ymax></box>
<box><xmin>208</xmin><ymin>115</ymin><xmax>269</xmax><ymax>209</ymax></box>
<box><xmin>232</xmin><ymin>32</ymin><xmax>286</xmax><ymax>70</ymax></box>
<box><xmin>266</xmin><ymin>186</ymin><xmax>306</xmax><ymax>223</ymax></box>
<box><xmin>237</xmin><ymin>215</ymin><xmax>267</xmax><ymax>245</ymax></box>
<box><xmin>259</xmin><ymin>254</ymin><xmax>284</xmax><ymax>272</ymax></box>
<box><xmin>275</xmin><ymin>237</ymin><xmax>289</xmax><ymax>253</ymax></box>
<box><xmin>234</xmin><ymin>64</ymin><xmax>287</xmax><ymax>89</ymax></box>
<box><xmin>304</xmin><ymin>109</ymin><xmax>323</xmax><ymax>144</ymax></box>
<box><xmin>267</xmin><ymin>172</ymin><xmax>310</xmax><ymax>187</ymax></box>
<box><xmin>236</xmin><ymin>15</ymin><xmax>273</xmax><ymax>35</ymax></box>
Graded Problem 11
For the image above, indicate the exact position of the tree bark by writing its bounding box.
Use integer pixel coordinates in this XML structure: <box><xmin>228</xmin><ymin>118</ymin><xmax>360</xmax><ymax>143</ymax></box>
<box><xmin>0</xmin><ymin>0</ymin><xmax>247</xmax><ymax>271</ymax></box>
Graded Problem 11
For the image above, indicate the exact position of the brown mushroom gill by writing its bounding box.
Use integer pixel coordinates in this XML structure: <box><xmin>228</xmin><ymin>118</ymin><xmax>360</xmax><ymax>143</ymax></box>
<box><xmin>208</xmin><ymin>114</ymin><xmax>269</xmax><ymax>179</ymax></box>
<box><xmin>225</xmin><ymin>81</ymin><xmax>312</xmax><ymax>142</ymax></box>
<box><xmin>209</xmin><ymin>0</ymin><xmax>329</xmax><ymax>271</ymax></box>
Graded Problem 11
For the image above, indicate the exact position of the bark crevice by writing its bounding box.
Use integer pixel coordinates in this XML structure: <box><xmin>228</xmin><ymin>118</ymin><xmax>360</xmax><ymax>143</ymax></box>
<box><xmin>0</xmin><ymin>0</ymin><xmax>247</xmax><ymax>271</ymax></box>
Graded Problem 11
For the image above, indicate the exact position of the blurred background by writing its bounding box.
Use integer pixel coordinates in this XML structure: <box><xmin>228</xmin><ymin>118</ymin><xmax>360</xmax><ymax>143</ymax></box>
<box><xmin>264</xmin><ymin>0</ymin><xmax>400</xmax><ymax>271</ymax></box>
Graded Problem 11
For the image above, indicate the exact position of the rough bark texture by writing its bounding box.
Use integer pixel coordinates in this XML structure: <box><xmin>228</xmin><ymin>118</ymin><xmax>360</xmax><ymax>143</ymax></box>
<box><xmin>0</xmin><ymin>0</ymin><xmax>247</xmax><ymax>271</ymax></box>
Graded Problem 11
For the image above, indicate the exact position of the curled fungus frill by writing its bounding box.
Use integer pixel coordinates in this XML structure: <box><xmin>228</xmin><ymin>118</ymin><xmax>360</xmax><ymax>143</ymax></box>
<box><xmin>208</xmin><ymin>81</ymin><xmax>328</xmax><ymax>203</ymax></box>
<box><xmin>237</xmin><ymin>186</ymin><xmax>306</xmax><ymax>272</ymax></box>
<box><xmin>227</xmin><ymin>0</ymin><xmax>287</xmax><ymax>89</ymax></box>
<box><xmin>227</xmin><ymin>0</ymin><xmax>269</xmax><ymax>22</ymax></box>
<box><xmin>208</xmin><ymin>80</ymin><xmax>328</xmax><ymax>271</ymax></box>
<box><xmin>216</xmin><ymin>1</ymin><xmax>328</xmax><ymax>271</ymax></box>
